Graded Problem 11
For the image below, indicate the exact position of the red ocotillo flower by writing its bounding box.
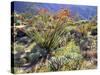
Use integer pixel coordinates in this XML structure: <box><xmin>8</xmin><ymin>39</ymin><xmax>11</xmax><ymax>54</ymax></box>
<box><xmin>38</xmin><ymin>8</ymin><xmax>48</xmax><ymax>14</ymax></box>
<box><xmin>53</xmin><ymin>9</ymin><xmax>71</xmax><ymax>21</ymax></box>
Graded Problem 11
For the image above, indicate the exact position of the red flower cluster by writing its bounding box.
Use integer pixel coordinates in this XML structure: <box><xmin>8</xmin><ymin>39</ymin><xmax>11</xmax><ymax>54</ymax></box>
<box><xmin>38</xmin><ymin>8</ymin><xmax>48</xmax><ymax>14</ymax></box>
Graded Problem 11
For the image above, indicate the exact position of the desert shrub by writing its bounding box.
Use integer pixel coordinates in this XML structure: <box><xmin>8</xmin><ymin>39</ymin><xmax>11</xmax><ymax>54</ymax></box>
<box><xmin>61</xmin><ymin>59</ymin><xmax>83</xmax><ymax>70</ymax></box>
<box><xmin>14</xmin><ymin>44</ymin><xmax>25</xmax><ymax>54</ymax></box>
<box><xmin>13</xmin><ymin>68</ymin><xmax>24</xmax><ymax>74</ymax></box>
<box><xmin>48</xmin><ymin>40</ymin><xmax>83</xmax><ymax>71</ymax></box>
<box><xmin>53</xmin><ymin>39</ymin><xmax>82</xmax><ymax>57</ymax></box>
<box><xmin>48</xmin><ymin>57</ymin><xmax>65</xmax><ymax>71</ymax></box>
<box><xmin>26</xmin><ymin>17</ymin><xmax>68</xmax><ymax>54</ymax></box>
<box><xmin>80</xmin><ymin>59</ymin><xmax>97</xmax><ymax>69</ymax></box>
<box><xmin>62</xmin><ymin>40</ymin><xmax>83</xmax><ymax>70</ymax></box>
<box><xmin>36</xmin><ymin>64</ymin><xmax>49</xmax><ymax>72</ymax></box>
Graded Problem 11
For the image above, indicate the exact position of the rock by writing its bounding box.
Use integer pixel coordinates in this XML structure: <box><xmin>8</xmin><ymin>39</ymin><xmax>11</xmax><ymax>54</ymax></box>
<box><xmin>91</xmin><ymin>28</ymin><xmax>97</xmax><ymax>36</ymax></box>
<box><xmin>16</xmin><ymin>29</ymin><xmax>26</xmax><ymax>38</ymax></box>
<box><xmin>18</xmin><ymin>36</ymin><xmax>31</xmax><ymax>44</ymax></box>
<box><xmin>80</xmin><ymin>38</ymin><xmax>92</xmax><ymax>51</ymax></box>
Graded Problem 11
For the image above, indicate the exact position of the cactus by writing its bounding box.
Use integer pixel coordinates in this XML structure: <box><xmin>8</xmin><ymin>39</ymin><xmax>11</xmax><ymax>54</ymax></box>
<box><xmin>48</xmin><ymin>57</ymin><xmax>64</xmax><ymax>71</ymax></box>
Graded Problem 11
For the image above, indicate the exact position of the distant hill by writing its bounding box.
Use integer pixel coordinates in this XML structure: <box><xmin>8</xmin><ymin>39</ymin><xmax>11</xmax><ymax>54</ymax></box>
<box><xmin>12</xmin><ymin>1</ymin><xmax>97</xmax><ymax>20</ymax></box>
